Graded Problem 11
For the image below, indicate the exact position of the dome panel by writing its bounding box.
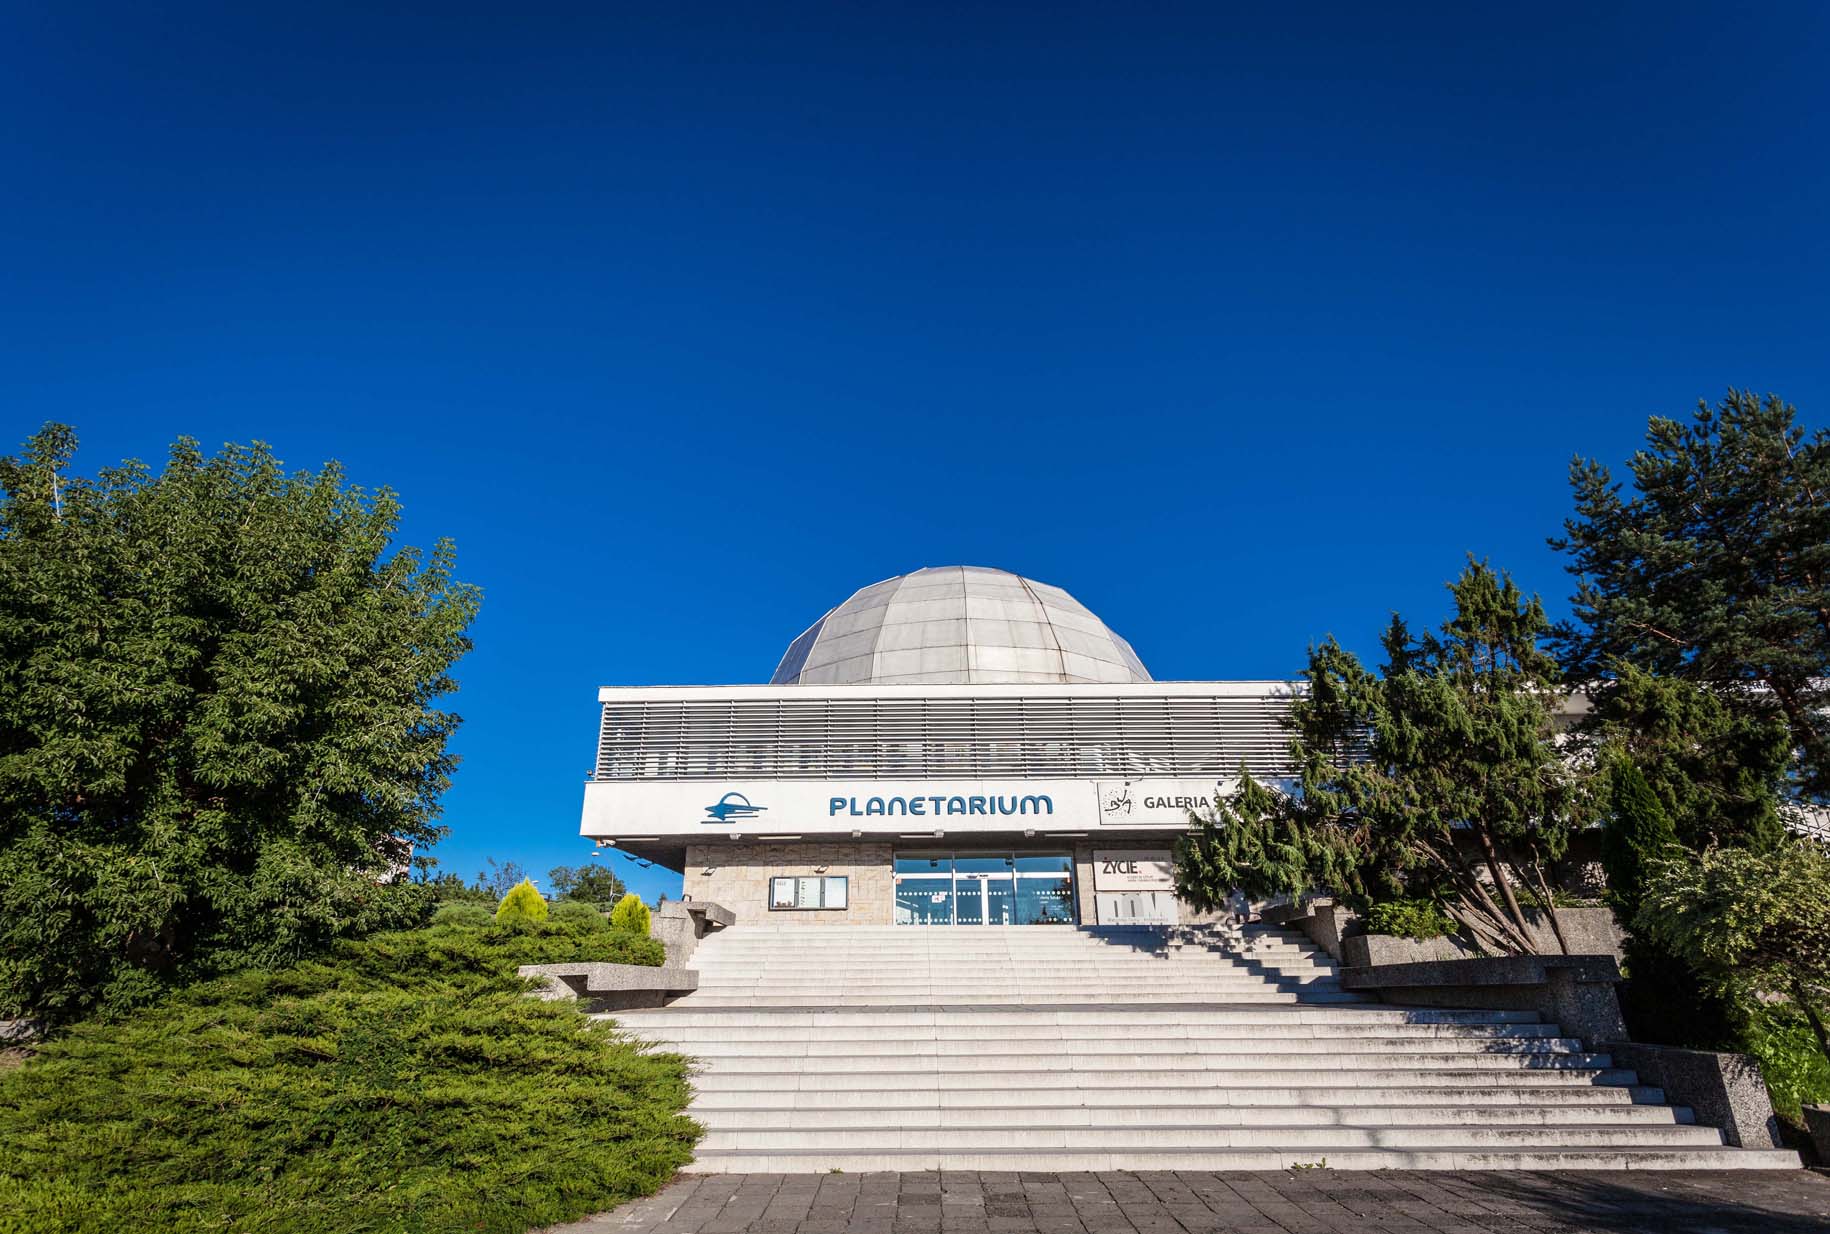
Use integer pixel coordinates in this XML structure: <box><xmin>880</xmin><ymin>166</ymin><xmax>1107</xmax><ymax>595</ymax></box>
<box><xmin>770</xmin><ymin>566</ymin><xmax>1152</xmax><ymax>686</ymax></box>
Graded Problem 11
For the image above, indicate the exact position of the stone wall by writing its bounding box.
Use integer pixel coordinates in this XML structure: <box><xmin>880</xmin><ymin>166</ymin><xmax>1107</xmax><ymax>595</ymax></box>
<box><xmin>683</xmin><ymin>841</ymin><xmax>893</xmax><ymax>926</ymax></box>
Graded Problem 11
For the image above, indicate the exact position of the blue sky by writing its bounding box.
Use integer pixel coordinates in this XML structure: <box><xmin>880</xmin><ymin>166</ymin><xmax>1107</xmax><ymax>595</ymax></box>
<box><xmin>6</xmin><ymin>4</ymin><xmax>1827</xmax><ymax>904</ymax></box>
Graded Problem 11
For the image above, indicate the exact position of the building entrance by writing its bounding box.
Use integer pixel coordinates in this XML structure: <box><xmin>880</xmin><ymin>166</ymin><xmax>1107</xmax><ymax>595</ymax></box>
<box><xmin>893</xmin><ymin>852</ymin><xmax>1076</xmax><ymax>926</ymax></box>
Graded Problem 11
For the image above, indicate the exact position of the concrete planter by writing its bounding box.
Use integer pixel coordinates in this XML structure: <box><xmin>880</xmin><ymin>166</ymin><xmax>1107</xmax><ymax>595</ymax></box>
<box><xmin>1340</xmin><ymin>953</ymin><xmax>1630</xmax><ymax>1046</ymax></box>
<box><xmin>1803</xmin><ymin>1104</ymin><xmax>1830</xmax><ymax>1164</ymax></box>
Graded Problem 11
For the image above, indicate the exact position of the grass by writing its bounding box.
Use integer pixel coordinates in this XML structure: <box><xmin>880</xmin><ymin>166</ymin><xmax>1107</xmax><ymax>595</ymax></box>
<box><xmin>0</xmin><ymin>916</ymin><xmax>699</xmax><ymax>1234</ymax></box>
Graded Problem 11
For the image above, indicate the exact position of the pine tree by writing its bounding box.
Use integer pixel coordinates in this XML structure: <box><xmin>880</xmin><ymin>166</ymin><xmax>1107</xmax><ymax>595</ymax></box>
<box><xmin>1552</xmin><ymin>392</ymin><xmax>1830</xmax><ymax>801</ymax></box>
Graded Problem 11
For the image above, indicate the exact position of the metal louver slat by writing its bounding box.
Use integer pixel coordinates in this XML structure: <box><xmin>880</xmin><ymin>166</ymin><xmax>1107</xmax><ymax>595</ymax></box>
<box><xmin>591</xmin><ymin>691</ymin><xmax>1304</xmax><ymax>782</ymax></box>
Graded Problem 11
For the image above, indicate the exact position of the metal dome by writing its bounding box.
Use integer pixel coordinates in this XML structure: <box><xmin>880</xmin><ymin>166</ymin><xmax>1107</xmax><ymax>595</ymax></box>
<box><xmin>771</xmin><ymin>566</ymin><xmax>1152</xmax><ymax>686</ymax></box>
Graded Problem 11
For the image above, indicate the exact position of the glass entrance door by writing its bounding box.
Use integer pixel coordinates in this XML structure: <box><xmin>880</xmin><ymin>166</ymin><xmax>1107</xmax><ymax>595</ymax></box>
<box><xmin>894</xmin><ymin>852</ymin><xmax>1073</xmax><ymax>925</ymax></box>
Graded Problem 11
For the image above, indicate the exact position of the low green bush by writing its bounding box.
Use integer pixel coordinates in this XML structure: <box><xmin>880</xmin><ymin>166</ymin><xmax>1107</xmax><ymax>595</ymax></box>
<box><xmin>609</xmin><ymin>893</ymin><xmax>652</xmax><ymax>936</ymax></box>
<box><xmin>495</xmin><ymin>878</ymin><xmax>549</xmax><ymax>926</ymax></box>
<box><xmin>0</xmin><ymin>916</ymin><xmax>686</xmax><ymax>1233</ymax></box>
<box><xmin>1365</xmin><ymin>898</ymin><xmax>1455</xmax><ymax>941</ymax></box>
<box><xmin>549</xmin><ymin>900</ymin><xmax>608</xmax><ymax>929</ymax></box>
<box><xmin>1741</xmin><ymin>999</ymin><xmax>1830</xmax><ymax>1123</ymax></box>
<box><xmin>429</xmin><ymin>901</ymin><xmax>493</xmax><ymax>928</ymax></box>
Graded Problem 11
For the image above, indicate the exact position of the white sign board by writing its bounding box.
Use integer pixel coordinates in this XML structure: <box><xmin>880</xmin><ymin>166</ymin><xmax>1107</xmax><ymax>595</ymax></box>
<box><xmin>581</xmin><ymin>776</ymin><xmax>1253</xmax><ymax>842</ymax></box>
<box><xmin>1091</xmin><ymin>849</ymin><xmax>1176</xmax><ymax>892</ymax></box>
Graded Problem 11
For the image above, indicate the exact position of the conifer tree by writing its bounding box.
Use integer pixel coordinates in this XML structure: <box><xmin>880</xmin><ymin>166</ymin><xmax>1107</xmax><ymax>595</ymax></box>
<box><xmin>1552</xmin><ymin>392</ymin><xmax>1830</xmax><ymax>801</ymax></box>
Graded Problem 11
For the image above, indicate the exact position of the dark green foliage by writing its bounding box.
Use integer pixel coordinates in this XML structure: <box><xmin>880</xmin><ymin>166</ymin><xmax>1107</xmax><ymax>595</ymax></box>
<box><xmin>1175</xmin><ymin>773</ymin><xmax>1363</xmax><ymax>909</ymax></box>
<box><xmin>0</xmin><ymin>916</ymin><xmax>687</xmax><ymax>1232</ymax></box>
<box><xmin>1637</xmin><ymin>842</ymin><xmax>1830</xmax><ymax>1067</ymax></box>
<box><xmin>1579</xmin><ymin>665</ymin><xmax>1789</xmax><ymax>852</ymax></box>
<box><xmin>549</xmin><ymin>900</ymin><xmax>608</xmax><ymax>928</ymax></box>
<box><xmin>609</xmin><ymin>894</ymin><xmax>651</xmax><ymax>937</ymax></box>
<box><xmin>1177</xmin><ymin>560</ymin><xmax>1588</xmax><ymax>955</ymax></box>
<box><xmin>1552</xmin><ymin>392</ymin><xmax>1830</xmax><ymax>800</ymax></box>
<box><xmin>1600</xmin><ymin>760</ymin><xmax>1680</xmax><ymax>921</ymax></box>
<box><xmin>495</xmin><ymin>878</ymin><xmax>549</xmax><ymax>926</ymax></box>
<box><xmin>429</xmin><ymin>902</ymin><xmax>493</xmax><ymax>928</ymax></box>
<box><xmin>0</xmin><ymin>425</ymin><xmax>481</xmax><ymax>1021</ymax></box>
<box><xmin>1365</xmin><ymin>898</ymin><xmax>1454</xmax><ymax>941</ymax></box>
<box><xmin>550</xmin><ymin>863</ymin><xmax>628</xmax><ymax>906</ymax></box>
<box><xmin>1617</xmin><ymin>935</ymin><xmax>1737</xmax><ymax>1053</ymax></box>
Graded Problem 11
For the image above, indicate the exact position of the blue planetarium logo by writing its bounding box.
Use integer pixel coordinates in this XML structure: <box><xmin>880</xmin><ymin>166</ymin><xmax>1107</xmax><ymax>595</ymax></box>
<box><xmin>703</xmin><ymin>791</ymin><xmax>768</xmax><ymax>822</ymax></box>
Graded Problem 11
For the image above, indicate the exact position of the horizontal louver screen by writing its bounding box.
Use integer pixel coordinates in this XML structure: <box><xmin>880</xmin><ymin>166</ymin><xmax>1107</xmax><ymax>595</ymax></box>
<box><xmin>593</xmin><ymin>692</ymin><xmax>1305</xmax><ymax>781</ymax></box>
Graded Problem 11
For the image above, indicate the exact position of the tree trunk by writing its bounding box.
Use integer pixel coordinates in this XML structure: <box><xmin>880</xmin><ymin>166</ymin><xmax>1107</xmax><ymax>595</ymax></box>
<box><xmin>1475</xmin><ymin>824</ymin><xmax>1539</xmax><ymax>952</ymax></box>
<box><xmin>1791</xmin><ymin>973</ymin><xmax>1830</xmax><ymax>1069</ymax></box>
<box><xmin>1528</xmin><ymin>859</ymin><xmax>1572</xmax><ymax>955</ymax></box>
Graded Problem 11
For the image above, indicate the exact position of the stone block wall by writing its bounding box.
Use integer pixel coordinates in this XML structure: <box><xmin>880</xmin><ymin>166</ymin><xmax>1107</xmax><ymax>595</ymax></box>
<box><xmin>683</xmin><ymin>841</ymin><xmax>893</xmax><ymax>926</ymax></box>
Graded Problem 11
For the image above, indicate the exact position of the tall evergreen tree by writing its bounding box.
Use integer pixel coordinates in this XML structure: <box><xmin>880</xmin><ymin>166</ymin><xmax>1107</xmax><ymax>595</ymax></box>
<box><xmin>1551</xmin><ymin>392</ymin><xmax>1830</xmax><ymax>801</ymax></box>
<box><xmin>0</xmin><ymin>426</ymin><xmax>481</xmax><ymax>1019</ymax></box>
<box><xmin>1177</xmin><ymin>560</ymin><xmax>1589</xmax><ymax>955</ymax></box>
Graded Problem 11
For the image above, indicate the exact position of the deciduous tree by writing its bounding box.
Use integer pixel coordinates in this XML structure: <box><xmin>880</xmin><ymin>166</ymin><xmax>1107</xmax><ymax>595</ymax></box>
<box><xmin>0</xmin><ymin>425</ymin><xmax>480</xmax><ymax>1019</ymax></box>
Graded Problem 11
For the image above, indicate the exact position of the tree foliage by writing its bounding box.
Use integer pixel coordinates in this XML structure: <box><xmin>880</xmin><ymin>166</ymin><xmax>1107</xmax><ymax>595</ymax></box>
<box><xmin>549</xmin><ymin>862</ymin><xmax>627</xmax><ymax>906</ymax></box>
<box><xmin>1637</xmin><ymin>841</ymin><xmax>1830</xmax><ymax>1066</ymax></box>
<box><xmin>1552</xmin><ymin>392</ymin><xmax>1830</xmax><ymax>800</ymax></box>
<box><xmin>1175</xmin><ymin>773</ymin><xmax>1363</xmax><ymax>909</ymax></box>
<box><xmin>0</xmin><ymin>425</ymin><xmax>481</xmax><ymax>1020</ymax></box>
<box><xmin>1178</xmin><ymin>560</ymin><xmax>1589</xmax><ymax>955</ymax></box>
<box><xmin>609</xmin><ymin>893</ymin><xmax>651</xmax><ymax>936</ymax></box>
<box><xmin>1576</xmin><ymin>664</ymin><xmax>1789</xmax><ymax>852</ymax></box>
<box><xmin>0</xmin><ymin>915</ymin><xmax>687</xmax><ymax>1232</ymax></box>
<box><xmin>494</xmin><ymin>878</ymin><xmax>548</xmax><ymax>926</ymax></box>
<box><xmin>1599</xmin><ymin>759</ymin><xmax>1679</xmax><ymax>922</ymax></box>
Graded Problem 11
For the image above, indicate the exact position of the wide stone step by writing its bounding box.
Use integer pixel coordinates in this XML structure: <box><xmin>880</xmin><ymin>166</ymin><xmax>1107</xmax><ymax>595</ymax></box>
<box><xmin>696</xmin><ymin>1102</ymin><xmax>1688</xmax><ymax>1129</ymax></box>
<box><xmin>666</xmin><ymin>988</ymin><xmax>1368</xmax><ymax>995</ymax></box>
<box><xmin>688</xmin><ymin>1054</ymin><xmax>1647</xmax><ymax>1083</ymax></box>
<box><xmin>683</xmin><ymin>1146</ymin><xmax>1800</xmax><ymax>1172</ymax></box>
<box><xmin>636</xmin><ymin>1036</ymin><xmax>1589</xmax><ymax>1058</ymax></box>
<box><xmin>690</xmin><ymin>982</ymin><xmax>1348</xmax><ymax>996</ymax></box>
<box><xmin>689</xmin><ymin>1051</ymin><xmax>1617</xmax><ymax>1075</ymax></box>
<box><xmin>607</xmin><ymin>1007</ymin><xmax>1543</xmax><ymax>1027</ymax></box>
<box><xmin>694</xmin><ymin>1123</ymin><xmax>1729</xmax><ymax>1152</ymax></box>
<box><xmin>616</xmin><ymin>1021</ymin><xmax>1568</xmax><ymax>1042</ymax></box>
<box><xmin>685</xmin><ymin>1083</ymin><xmax>1669</xmax><ymax>1110</ymax></box>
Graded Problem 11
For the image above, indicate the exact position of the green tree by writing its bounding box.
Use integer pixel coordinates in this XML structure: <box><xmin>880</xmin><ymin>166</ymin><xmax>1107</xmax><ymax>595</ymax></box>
<box><xmin>1175</xmin><ymin>772</ymin><xmax>1365</xmax><ymax>909</ymax></box>
<box><xmin>609</xmin><ymin>893</ymin><xmax>651</xmax><ymax>936</ymax></box>
<box><xmin>1637</xmin><ymin>842</ymin><xmax>1830</xmax><ymax>1066</ymax></box>
<box><xmin>548</xmin><ymin>863</ymin><xmax>627</xmax><ymax>905</ymax></box>
<box><xmin>1576</xmin><ymin>665</ymin><xmax>1790</xmax><ymax>852</ymax></box>
<box><xmin>1599</xmin><ymin>760</ymin><xmax>1679</xmax><ymax>921</ymax></box>
<box><xmin>472</xmin><ymin>857</ymin><xmax>526</xmax><ymax>900</ymax></box>
<box><xmin>0</xmin><ymin>425</ymin><xmax>480</xmax><ymax>1020</ymax></box>
<box><xmin>1178</xmin><ymin>560</ymin><xmax>1589</xmax><ymax>955</ymax></box>
<box><xmin>1552</xmin><ymin>392</ymin><xmax>1830</xmax><ymax>800</ymax></box>
<box><xmin>494</xmin><ymin>879</ymin><xmax>548</xmax><ymax>927</ymax></box>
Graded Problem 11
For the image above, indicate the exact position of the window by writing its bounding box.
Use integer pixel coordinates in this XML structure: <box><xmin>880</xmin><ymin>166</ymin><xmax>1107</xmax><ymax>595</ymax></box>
<box><xmin>769</xmin><ymin>875</ymin><xmax>848</xmax><ymax>911</ymax></box>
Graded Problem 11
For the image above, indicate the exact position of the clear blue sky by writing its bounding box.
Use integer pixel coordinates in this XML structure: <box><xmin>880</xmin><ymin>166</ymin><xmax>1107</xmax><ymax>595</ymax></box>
<box><xmin>6</xmin><ymin>4</ymin><xmax>1827</xmax><ymax>904</ymax></box>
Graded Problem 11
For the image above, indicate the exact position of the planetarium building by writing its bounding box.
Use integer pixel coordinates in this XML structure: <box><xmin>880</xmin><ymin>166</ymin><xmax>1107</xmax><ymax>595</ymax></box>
<box><xmin>580</xmin><ymin>566</ymin><xmax>1297</xmax><ymax>927</ymax></box>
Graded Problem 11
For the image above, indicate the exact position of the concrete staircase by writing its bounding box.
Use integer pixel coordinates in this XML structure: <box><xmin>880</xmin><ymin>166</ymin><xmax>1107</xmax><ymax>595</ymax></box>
<box><xmin>607</xmin><ymin>923</ymin><xmax>1799</xmax><ymax>1171</ymax></box>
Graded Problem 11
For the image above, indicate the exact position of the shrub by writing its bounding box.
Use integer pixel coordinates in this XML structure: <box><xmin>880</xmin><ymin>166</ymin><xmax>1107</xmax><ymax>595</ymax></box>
<box><xmin>0</xmin><ymin>916</ymin><xmax>689</xmax><ymax>1232</ymax></box>
<box><xmin>1600</xmin><ymin>760</ymin><xmax>1680</xmax><ymax>920</ymax></box>
<box><xmin>549</xmin><ymin>900</ymin><xmax>608</xmax><ymax>929</ymax></box>
<box><xmin>495</xmin><ymin>878</ymin><xmax>549</xmax><ymax>926</ymax></box>
<box><xmin>1638</xmin><ymin>841</ymin><xmax>1830</xmax><ymax>1067</ymax></box>
<box><xmin>609</xmin><ymin>894</ymin><xmax>651</xmax><ymax>936</ymax></box>
<box><xmin>430</xmin><ymin>902</ymin><xmax>493</xmax><ymax>928</ymax></box>
<box><xmin>1365</xmin><ymin>898</ymin><xmax>1454</xmax><ymax>941</ymax></box>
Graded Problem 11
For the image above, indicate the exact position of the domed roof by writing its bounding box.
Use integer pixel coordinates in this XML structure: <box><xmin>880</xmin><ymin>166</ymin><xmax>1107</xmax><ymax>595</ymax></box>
<box><xmin>771</xmin><ymin>566</ymin><xmax>1152</xmax><ymax>686</ymax></box>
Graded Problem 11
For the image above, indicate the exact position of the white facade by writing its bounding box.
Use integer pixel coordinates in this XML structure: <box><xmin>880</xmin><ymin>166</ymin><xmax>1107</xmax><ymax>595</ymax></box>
<box><xmin>581</xmin><ymin>567</ymin><xmax>1296</xmax><ymax>925</ymax></box>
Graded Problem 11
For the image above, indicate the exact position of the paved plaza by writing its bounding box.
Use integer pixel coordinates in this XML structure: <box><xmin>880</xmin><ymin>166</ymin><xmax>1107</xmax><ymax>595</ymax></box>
<box><xmin>554</xmin><ymin>1169</ymin><xmax>1830</xmax><ymax>1234</ymax></box>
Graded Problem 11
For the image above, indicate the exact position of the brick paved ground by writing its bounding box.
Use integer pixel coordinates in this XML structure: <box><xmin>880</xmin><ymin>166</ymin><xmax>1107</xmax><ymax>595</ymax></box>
<box><xmin>547</xmin><ymin>1170</ymin><xmax>1830</xmax><ymax>1234</ymax></box>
